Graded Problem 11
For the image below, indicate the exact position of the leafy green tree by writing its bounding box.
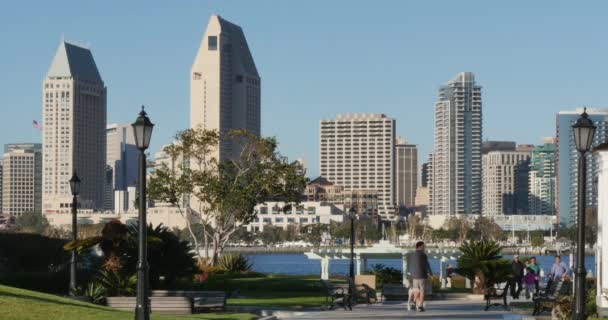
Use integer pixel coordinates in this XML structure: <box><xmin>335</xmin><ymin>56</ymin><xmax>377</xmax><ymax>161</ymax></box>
<box><xmin>15</xmin><ymin>211</ymin><xmax>49</xmax><ymax>234</ymax></box>
<box><xmin>148</xmin><ymin>127</ymin><xmax>307</xmax><ymax>265</ymax></box>
<box><xmin>446</xmin><ymin>216</ymin><xmax>471</xmax><ymax>243</ymax></box>
<box><xmin>302</xmin><ymin>223</ymin><xmax>327</xmax><ymax>247</ymax></box>
<box><xmin>472</xmin><ymin>216</ymin><xmax>503</xmax><ymax>241</ymax></box>
<box><xmin>530</xmin><ymin>231</ymin><xmax>545</xmax><ymax>247</ymax></box>
<box><xmin>260</xmin><ymin>225</ymin><xmax>284</xmax><ymax>245</ymax></box>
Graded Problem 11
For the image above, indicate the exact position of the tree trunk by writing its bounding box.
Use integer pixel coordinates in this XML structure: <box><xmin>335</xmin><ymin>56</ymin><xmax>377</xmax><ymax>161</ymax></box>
<box><xmin>472</xmin><ymin>271</ymin><xmax>486</xmax><ymax>294</ymax></box>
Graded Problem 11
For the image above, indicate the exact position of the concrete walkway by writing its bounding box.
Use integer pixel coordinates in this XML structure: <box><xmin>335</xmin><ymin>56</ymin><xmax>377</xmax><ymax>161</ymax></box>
<box><xmin>274</xmin><ymin>300</ymin><xmax>530</xmax><ymax>320</ymax></box>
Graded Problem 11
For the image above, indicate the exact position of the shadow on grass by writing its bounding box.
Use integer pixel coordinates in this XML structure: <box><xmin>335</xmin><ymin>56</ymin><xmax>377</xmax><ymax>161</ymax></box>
<box><xmin>0</xmin><ymin>291</ymin><xmax>119</xmax><ymax>313</ymax></box>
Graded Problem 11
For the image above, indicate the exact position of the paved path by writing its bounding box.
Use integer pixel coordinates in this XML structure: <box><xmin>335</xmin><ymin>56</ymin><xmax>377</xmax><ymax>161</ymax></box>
<box><xmin>274</xmin><ymin>300</ymin><xmax>527</xmax><ymax>320</ymax></box>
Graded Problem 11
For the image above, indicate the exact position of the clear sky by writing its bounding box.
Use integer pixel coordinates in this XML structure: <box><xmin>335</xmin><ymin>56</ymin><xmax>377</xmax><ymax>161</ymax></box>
<box><xmin>1</xmin><ymin>0</ymin><xmax>607</xmax><ymax>177</ymax></box>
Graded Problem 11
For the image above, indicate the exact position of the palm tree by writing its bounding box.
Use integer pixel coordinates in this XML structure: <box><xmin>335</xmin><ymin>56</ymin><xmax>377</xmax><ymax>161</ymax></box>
<box><xmin>457</xmin><ymin>240</ymin><xmax>512</xmax><ymax>294</ymax></box>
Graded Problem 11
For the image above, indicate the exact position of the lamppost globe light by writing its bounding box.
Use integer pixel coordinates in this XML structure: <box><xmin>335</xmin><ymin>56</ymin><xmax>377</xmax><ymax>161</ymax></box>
<box><xmin>572</xmin><ymin>108</ymin><xmax>596</xmax><ymax>153</ymax></box>
<box><xmin>131</xmin><ymin>106</ymin><xmax>155</xmax><ymax>151</ymax></box>
<box><xmin>69</xmin><ymin>173</ymin><xmax>80</xmax><ymax>196</ymax></box>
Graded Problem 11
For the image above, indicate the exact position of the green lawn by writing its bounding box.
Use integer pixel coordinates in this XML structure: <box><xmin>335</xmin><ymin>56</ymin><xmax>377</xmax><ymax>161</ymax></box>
<box><xmin>203</xmin><ymin>274</ymin><xmax>329</xmax><ymax>309</ymax></box>
<box><xmin>0</xmin><ymin>285</ymin><xmax>256</xmax><ymax>320</ymax></box>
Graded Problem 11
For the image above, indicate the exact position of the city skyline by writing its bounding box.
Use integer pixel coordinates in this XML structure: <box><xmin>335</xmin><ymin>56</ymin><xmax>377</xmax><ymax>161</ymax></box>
<box><xmin>1</xmin><ymin>2</ymin><xmax>607</xmax><ymax>178</ymax></box>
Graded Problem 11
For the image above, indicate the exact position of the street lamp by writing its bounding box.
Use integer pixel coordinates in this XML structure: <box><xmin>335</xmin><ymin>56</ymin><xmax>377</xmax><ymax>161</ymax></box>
<box><xmin>348</xmin><ymin>207</ymin><xmax>356</xmax><ymax>280</ymax></box>
<box><xmin>572</xmin><ymin>108</ymin><xmax>596</xmax><ymax>320</ymax></box>
<box><xmin>68</xmin><ymin>173</ymin><xmax>80</xmax><ymax>296</ymax></box>
<box><xmin>132</xmin><ymin>106</ymin><xmax>154</xmax><ymax>320</ymax></box>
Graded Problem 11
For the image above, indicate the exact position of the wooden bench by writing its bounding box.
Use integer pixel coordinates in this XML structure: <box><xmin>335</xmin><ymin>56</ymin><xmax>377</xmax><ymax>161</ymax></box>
<box><xmin>484</xmin><ymin>282</ymin><xmax>509</xmax><ymax>311</ymax></box>
<box><xmin>320</xmin><ymin>279</ymin><xmax>352</xmax><ymax>310</ymax></box>
<box><xmin>107</xmin><ymin>296</ymin><xmax>192</xmax><ymax>314</ymax></box>
<box><xmin>151</xmin><ymin>290</ymin><xmax>226</xmax><ymax>311</ymax></box>
<box><xmin>532</xmin><ymin>280</ymin><xmax>572</xmax><ymax>316</ymax></box>
<box><xmin>381</xmin><ymin>284</ymin><xmax>407</xmax><ymax>302</ymax></box>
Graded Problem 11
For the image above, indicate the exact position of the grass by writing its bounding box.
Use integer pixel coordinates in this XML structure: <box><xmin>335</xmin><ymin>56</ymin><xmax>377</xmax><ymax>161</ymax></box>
<box><xmin>0</xmin><ymin>284</ymin><xmax>256</xmax><ymax>320</ymax></box>
<box><xmin>203</xmin><ymin>274</ymin><xmax>328</xmax><ymax>309</ymax></box>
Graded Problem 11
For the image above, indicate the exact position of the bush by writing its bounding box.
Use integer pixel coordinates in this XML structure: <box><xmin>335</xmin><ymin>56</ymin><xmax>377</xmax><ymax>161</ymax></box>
<box><xmin>217</xmin><ymin>254</ymin><xmax>252</xmax><ymax>273</ymax></box>
<box><xmin>0</xmin><ymin>233</ymin><xmax>68</xmax><ymax>272</ymax></box>
<box><xmin>457</xmin><ymin>240</ymin><xmax>512</xmax><ymax>294</ymax></box>
<box><xmin>369</xmin><ymin>264</ymin><xmax>402</xmax><ymax>286</ymax></box>
<box><xmin>74</xmin><ymin>281</ymin><xmax>106</xmax><ymax>304</ymax></box>
<box><xmin>95</xmin><ymin>269</ymin><xmax>136</xmax><ymax>297</ymax></box>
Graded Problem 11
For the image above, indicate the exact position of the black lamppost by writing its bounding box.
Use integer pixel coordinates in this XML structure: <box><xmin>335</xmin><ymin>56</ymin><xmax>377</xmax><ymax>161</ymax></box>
<box><xmin>132</xmin><ymin>107</ymin><xmax>154</xmax><ymax>320</ymax></box>
<box><xmin>68</xmin><ymin>173</ymin><xmax>80</xmax><ymax>296</ymax></box>
<box><xmin>572</xmin><ymin>108</ymin><xmax>596</xmax><ymax>320</ymax></box>
<box><xmin>349</xmin><ymin>207</ymin><xmax>356</xmax><ymax>280</ymax></box>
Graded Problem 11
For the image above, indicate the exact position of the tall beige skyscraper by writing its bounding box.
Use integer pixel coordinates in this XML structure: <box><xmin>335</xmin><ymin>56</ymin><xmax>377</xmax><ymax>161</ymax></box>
<box><xmin>42</xmin><ymin>41</ymin><xmax>107</xmax><ymax>214</ymax></box>
<box><xmin>104</xmin><ymin>124</ymin><xmax>138</xmax><ymax>210</ymax></box>
<box><xmin>395</xmin><ymin>137</ymin><xmax>418</xmax><ymax>212</ymax></box>
<box><xmin>2</xmin><ymin>144</ymin><xmax>42</xmax><ymax>216</ymax></box>
<box><xmin>429</xmin><ymin>72</ymin><xmax>482</xmax><ymax>215</ymax></box>
<box><xmin>319</xmin><ymin>114</ymin><xmax>396</xmax><ymax>219</ymax></box>
<box><xmin>190</xmin><ymin>15</ymin><xmax>261</xmax><ymax>162</ymax></box>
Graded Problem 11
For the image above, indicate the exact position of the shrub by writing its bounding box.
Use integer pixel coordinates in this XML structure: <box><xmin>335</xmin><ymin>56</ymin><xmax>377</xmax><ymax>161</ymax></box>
<box><xmin>74</xmin><ymin>281</ymin><xmax>106</xmax><ymax>304</ymax></box>
<box><xmin>369</xmin><ymin>264</ymin><xmax>402</xmax><ymax>286</ymax></box>
<box><xmin>96</xmin><ymin>269</ymin><xmax>136</xmax><ymax>297</ymax></box>
<box><xmin>217</xmin><ymin>254</ymin><xmax>252</xmax><ymax>273</ymax></box>
<box><xmin>0</xmin><ymin>233</ymin><xmax>68</xmax><ymax>272</ymax></box>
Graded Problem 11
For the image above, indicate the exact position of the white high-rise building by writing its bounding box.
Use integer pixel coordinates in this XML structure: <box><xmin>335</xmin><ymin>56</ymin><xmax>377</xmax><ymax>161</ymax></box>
<box><xmin>42</xmin><ymin>41</ymin><xmax>107</xmax><ymax>214</ymax></box>
<box><xmin>2</xmin><ymin>144</ymin><xmax>42</xmax><ymax>216</ymax></box>
<box><xmin>105</xmin><ymin>124</ymin><xmax>138</xmax><ymax>210</ymax></box>
<box><xmin>395</xmin><ymin>137</ymin><xmax>417</xmax><ymax>212</ymax></box>
<box><xmin>482</xmin><ymin>148</ymin><xmax>531</xmax><ymax>216</ymax></box>
<box><xmin>429</xmin><ymin>72</ymin><xmax>482</xmax><ymax>215</ymax></box>
<box><xmin>190</xmin><ymin>15</ymin><xmax>261</xmax><ymax>162</ymax></box>
<box><xmin>319</xmin><ymin>113</ymin><xmax>396</xmax><ymax>219</ymax></box>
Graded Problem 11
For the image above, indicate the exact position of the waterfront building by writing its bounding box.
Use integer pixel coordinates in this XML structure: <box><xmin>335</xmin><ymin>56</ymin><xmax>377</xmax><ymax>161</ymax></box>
<box><xmin>190</xmin><ymin>15</ymin><xmax>261</xmax><ymax>163</ymax></box>
<box><xmin>304</xmin><ymin>176</ymin><xmax>378</xmax><ymax>216</ymax></box>
<box><xmin>246</xmin><ymin>201</ymin><xmax>345</xmax><ymax>233</ymax></box>
<box><xmin>319</xmin><ymin>113</ymin><xmax>396</xmax><ymax>219</ymax></box>
<box><xmin>2</xmin><ymin>144</ymin><xmax>42</xmax><ymax>216</ymax></box>
<box><xmin>104</xmin><ymin>124</ymin><xmax>138</xmax><ymax>210</ymax></box>
<box><xmin>395</xmin><ymin>137</ymin><xmax>417</xmax><ymax>212</ymax></box>
<box><xmin>529</xmin><ymin>139</ymin><xmax>557</xmax><ymax>215</ymax></box>
<box><xmin>482</xmin><ymin>144</ymin><xmax>531</xmax><ymax>215</ymax></box>
<box><xmin>42</xmin><ymin>40</ymin><xmax>107</xmax><ymax>214</ymax></box>
<box><xmin>0</xmin><ymin>159</ymin><xmax>3</xmax><ymax>213</ymax></box>
<box><xmin>556</xmin><ymin>108</ymin><xmax>608</xmax><ymax>225</ymax></box>
<box><xmin>429</xmin><ymin>72</ymin><xmax>482</xmax><ymax>215</ymax></box>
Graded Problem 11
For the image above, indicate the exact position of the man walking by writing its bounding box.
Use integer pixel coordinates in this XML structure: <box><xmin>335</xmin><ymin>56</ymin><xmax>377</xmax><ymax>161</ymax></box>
<box><xmin>411</xmin><ymin>241</ymin><xmax>433</xmax><ymax>312</ymax></box>
<box><xmin>510</xmin><ymin>255</ymin><xmax>524</xmax><ymax>299</ymax></box>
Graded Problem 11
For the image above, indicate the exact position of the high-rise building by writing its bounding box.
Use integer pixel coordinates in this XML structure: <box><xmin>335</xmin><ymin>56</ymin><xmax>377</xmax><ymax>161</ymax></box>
<box><xmin>556</xmin><ymin>108</ymin><xmax>608</xmax><ymax>225</ymax></box>
<box><xmin>482</xmin><ymin>141</ymin><xmax>516</xmax><ymax>154</ymax></box>
<box><xmin>105</xmin><ymin>124</ymin><xmax>138</xmax><ymax>210</ymax></box>
<box><xmin>421</xmin><ymin>162</ymin><xmax>429</xmax><ymax>188</ymax></box>
<box><xmin>482</xmin><ymin>143</ymin><xmax>531</xmax><ymax>215</ymax></box>
<box><xmin>429</xmin><ymin>72</ymin><xmax>482</xmax><ymax>215</ymax></box>
<box><xmin>395</xmin><ymin>137</ymin><xmax>417</xmax><ymax>211</ymax></box>
<box><xmin>2</xmin><ymin>144</ymin><xmax>42</xmax><ymax>216</ymax></box>
<box><xmin>0</xmin><ymin>159</ymin><xmax>3</xmax><ymax>214</ymax></box>
<box><xmin>42</xmin><ymin>41</ymin><xmax>107</xmax><ymax>214</ymax></box>
<box><xmin>319</xmin><ymin>113</ymin><xmax>396</xmax><ymax>218</ymax></box>
<box><xmin>190</xmin><ymin>15</ymin><xmax>261</xmax><ymax>162</ymax></box>
<box><xmin>529</xmin><ymin>139</ymin><xmax>557</xmax><ymax>215</ymax></box>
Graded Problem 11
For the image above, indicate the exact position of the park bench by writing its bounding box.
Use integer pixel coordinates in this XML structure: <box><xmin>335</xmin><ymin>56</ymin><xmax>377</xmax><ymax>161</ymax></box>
<box><xmin>380</xmin><ymin>283</ymin><xmax>408</xmax><ymax>302</ymax></box>
<box><xmin>484</xmin><ymin>282</ymin><xmax>509</xmax><ymax>311</ymax></box>
<box><xmin>106</xmin><ymin>296</ymin><xmax>193</xmax><ymax>314</ymax></box>
<box><xmin>320</xmin><ymin>279</ymin><xmax>352</xmax><ymax>310</ymax></box>
<box><xmin>532</xmin><ymin>280</ymin><xmax>572</xmax><ymax>316</ymax></box>
<box><xmin>151</xmin><ymin>290</ymin><xmax>226</xmax><ymax>311</ymax></box>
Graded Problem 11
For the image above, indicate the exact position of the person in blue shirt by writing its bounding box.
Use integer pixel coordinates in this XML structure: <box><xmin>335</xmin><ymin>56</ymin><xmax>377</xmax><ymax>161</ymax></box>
<box><xmin>549</xmin><ymin>256</ymin><xmax>569</xmax><ymax>281</ymax></box>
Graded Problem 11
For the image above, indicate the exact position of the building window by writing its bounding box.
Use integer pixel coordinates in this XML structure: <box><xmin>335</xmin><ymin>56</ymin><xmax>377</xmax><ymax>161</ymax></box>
<box><xmin>208</xmin><ymin>36</ymin><xmax>218</xmax><ymax>50</ymax></box>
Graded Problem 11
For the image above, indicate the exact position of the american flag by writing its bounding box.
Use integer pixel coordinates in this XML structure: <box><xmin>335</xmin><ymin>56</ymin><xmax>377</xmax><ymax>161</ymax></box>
<box><xmin>33</xmin><ymin>120</ymin><xmax>42</xmax><ymax>130</ymax></box>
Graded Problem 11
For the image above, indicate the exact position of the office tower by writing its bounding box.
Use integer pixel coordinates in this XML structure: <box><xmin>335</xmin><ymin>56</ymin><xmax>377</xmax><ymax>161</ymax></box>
<box><xmin>2</xmin><ymin>144</ymin><xmax>42</xmax><ymax>216</ymax></box>
<box><xmin>429</xmin><ymin>72</ymin><xmax>482</xmax><ymax>215</ymax></box>
<box><xmin>529</xmin><ymin>139</ymin><xmax>557</xmax><ymax>215</ymax></box>
<box><xmin>190</xmin><ymin>15</ymin><xmax>261</xmax><ymax>162</ymax></box>
<box><xmin>319</xmin><ymin>113</ymin><xmax>396</xmax><ymax>218</ymax></box>
<box><xmin>42</xmin><ymin>40</ymin><xmax>107</xmax><ymax>214</ymax></box>
<box><xmin>395</xmin><ymin>137</ymin><xmax>418</xmax><ymax>212</ymax></box>
<box><xmin>0</xmin><ymin>160</ymin><xmax>3</xmax><ymax>214</ymax></box>
<box><xmin>105</xmin><ymin>124</ymin><xmax>138</xmax><ymax>210</ymax></box>
<box><xmin>556</xmin><ymin>108</ymin><xmax>608</xmax><ymax>225</ymax></box>
<box><xmin>482</xmin><ymin>143</ymin><xmax>531</xmax><ymax>215</ymax></box>
<box><xmin>421</xmin><ymin>162</ymin><xmax>429</xmax><ymax>187</ymax></box>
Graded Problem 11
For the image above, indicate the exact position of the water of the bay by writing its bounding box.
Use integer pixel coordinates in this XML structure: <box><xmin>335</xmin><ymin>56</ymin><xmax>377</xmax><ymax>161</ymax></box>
<box><xmin>244</xmin><ymin>253</ymin><xmax>596</xmax><ymax>277</ymax></box>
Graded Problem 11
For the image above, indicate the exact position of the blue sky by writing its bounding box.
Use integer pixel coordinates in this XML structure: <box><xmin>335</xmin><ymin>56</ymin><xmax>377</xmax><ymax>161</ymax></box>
<box><xmin>1</xmin><ymin>1</ymin><xmax>607</xmax><ymax>177</ymax></box>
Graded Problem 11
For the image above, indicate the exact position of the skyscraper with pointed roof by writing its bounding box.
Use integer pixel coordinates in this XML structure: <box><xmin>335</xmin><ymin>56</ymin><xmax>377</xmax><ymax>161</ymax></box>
<box><xmin>190</xmin><ymin>15</ymin><xmax>261</xmax><ymax>162</ymax></box>
<box><xmin>42</xmin><ymin>41</ymin><xmax>107</xmax><ymax>214</ymax></box>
